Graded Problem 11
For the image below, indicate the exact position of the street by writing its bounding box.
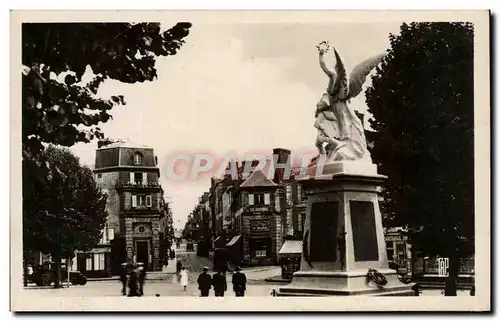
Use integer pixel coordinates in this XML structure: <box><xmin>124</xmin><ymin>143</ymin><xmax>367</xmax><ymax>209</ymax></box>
<box><xmin>22</xmin><ymin>245</ymin><xmax>471</xmax><ymax>298</ymax></box>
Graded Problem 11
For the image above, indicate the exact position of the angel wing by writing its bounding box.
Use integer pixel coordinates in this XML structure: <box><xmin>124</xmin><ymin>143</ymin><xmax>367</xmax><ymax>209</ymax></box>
<box><xmin>347</xmin><ymin>53</ymin><xmax>386</xmax><ymax>99</ymax></box>
<box><xmin>331</xmin><ymin>48</ymin><xmax>349</xmax><ymax>100</ymax></box>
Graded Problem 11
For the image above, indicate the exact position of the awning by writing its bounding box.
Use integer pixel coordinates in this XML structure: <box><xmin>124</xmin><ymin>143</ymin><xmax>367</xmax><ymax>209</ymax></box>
<box><xmin>226</xmin><ymin>235</ymin><xmax>241</xmax><ymax>247</ymax></box>
<box><xmin>75</xmin><ymin>247</ymin><xmax>111</xmax><ymax>254</ymax></box>
<box><xmin>279</xmin><ymin>240</ymin><xmax>303</xmax><ymax>255</ymax></box>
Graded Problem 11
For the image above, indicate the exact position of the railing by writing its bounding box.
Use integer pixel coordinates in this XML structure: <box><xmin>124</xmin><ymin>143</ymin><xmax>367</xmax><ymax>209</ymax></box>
<box><xmin>115</xmin><ymin>182</ymin><xmax>161</xmax><ymax>189</ymax></box>
<box><xmin>413</xmin><ymin>256</ymin><xmax>475</xmax><ymax>275</ymax></box>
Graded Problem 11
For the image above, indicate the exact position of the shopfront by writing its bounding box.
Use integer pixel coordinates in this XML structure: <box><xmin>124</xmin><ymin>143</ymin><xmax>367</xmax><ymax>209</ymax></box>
<box><xmin>76</xmin><ymin>247</ymin><xmax>112</xmax><ymax>278</ymax></box>
<box><xmin>243</xmin><ymin>215</ymin><xmax>281</xmax><ymax>266</ymax></box>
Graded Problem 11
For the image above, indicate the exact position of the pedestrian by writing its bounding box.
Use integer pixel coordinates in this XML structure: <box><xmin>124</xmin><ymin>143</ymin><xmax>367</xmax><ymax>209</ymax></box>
<box><xmin>176</xmin><ymin>260</ymin><xmax>183</xmax><ymax>274</ymax></box>
<box><xmin>127</xmin><ymin>264</ymin><xmax>140</xmax><ymax>297</ymax></box>
<box><xmin>232</xmin><ymin>266</ymin><xmax>247</xmax><ymax>297</ymax></box>
<box><xmin>137</xmin><ymin>262</ymin><xmax>146</xmax><ymax>296</ymax></box>
<box><xmin>197</xmin><ymin>266</ymin><xmax>212</xmax><ymax>297</ymax></box>
<box><xmin>212</xmin><ymin>268</ymin><xmax>227</xmax><ymax>297</ymax></box>
<box><xmin>170</xmin><ymin>249</ymin><xmax>176</xmax><ymax>260</ymax></box>
<box><xmin>119</xmin><ymin>262</ymin><xmax>128</xmax><ymax>296</ymax></box>
<box><xmin>180</xmin><ymin>267</ymin><xmax>188</xmax><ymax>292</ymax></box>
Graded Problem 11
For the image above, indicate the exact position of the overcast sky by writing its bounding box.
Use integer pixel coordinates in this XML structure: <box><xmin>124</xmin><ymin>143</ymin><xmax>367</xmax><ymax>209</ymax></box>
<box><xmin>70</xmin><ymin>21</ymin><xmax>403</xmax><ymax>229</ymax></box>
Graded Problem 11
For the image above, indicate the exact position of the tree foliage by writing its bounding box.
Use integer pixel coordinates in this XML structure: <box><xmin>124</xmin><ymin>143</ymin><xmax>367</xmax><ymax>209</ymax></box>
<box><xmin>365</xmin><ymin>22</ymin><xmax>474</xmax><ymax>260</ymax></box>
<box><xmin>23</xmin><ymin>146</ymin><xmax>108</xmax><ymax>257</ymax></box>
<box><xmin>22</xmin><ymin>22</ymin><xmax>191</xmax><ymax>161</ymax></box>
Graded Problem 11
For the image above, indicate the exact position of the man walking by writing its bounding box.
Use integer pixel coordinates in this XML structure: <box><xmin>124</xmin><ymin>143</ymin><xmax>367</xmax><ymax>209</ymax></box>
<box><xmin>137</xmin><ymin>262</ymin><xmax>146</xmax><ymax>296</ymax></box>
<box><xmin>232</xmin><ymin>266</ymin><xmax>247</xmax><ymax>297</ymax></box>
<box><xmin>212</xmin><ymin>268</ymin><xmax>227</xmax><ymax>297</ymax></box>
<box><xmin>127</xmin><ymin>264</ymin><xmax>140</xmax><ymax>297</ymax></box>
<box><xmin>176</xmin><ymin>260</ymin><xmax>183</xmax><ymax>274</ymax></box>
<box><xmin>120</xmin><ymin>262</ymin><xmax>128</xmax><ymax>296</ymax></box>
<box><xmin>197</xmin><ymin>266</ymin><xmax>212</xmax><ymax>297</ymax></box>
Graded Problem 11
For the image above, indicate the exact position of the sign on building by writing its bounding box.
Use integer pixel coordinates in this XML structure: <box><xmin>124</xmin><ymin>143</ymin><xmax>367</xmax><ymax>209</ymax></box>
<box><xmin>437</xmin><ymin>257</ymin><xmax>449</xmax><ymax>277</ymax></box>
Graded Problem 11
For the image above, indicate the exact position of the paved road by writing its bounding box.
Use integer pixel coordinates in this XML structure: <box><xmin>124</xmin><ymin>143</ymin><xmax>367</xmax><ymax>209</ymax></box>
<box><xmin>175</xmin><ymin>243</ymin><xmax>213</xmax><ymax>273</ymax></box>
<box><xmin>23</xmin><ymin>279</ymin><xmax>470</xmax><ymax>298</ymax></box>
<box><xmin>23</xmin><ymin>278</ymin><xmax>277</xmax><ymax>297</ymax></box>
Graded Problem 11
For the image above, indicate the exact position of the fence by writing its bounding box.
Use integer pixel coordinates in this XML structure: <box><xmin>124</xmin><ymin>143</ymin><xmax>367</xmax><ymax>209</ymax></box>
<box><xmin>413</xmin><ymin>256</ymin><xmax>474</xmax><ymax>275</ymax></box>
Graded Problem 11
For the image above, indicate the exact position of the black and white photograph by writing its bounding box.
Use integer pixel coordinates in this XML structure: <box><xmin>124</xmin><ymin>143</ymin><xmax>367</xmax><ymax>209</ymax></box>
<box><xmin>10</xmin><ymin>10</ymin><xmax>490</xmax><ymax>311</ymax></box>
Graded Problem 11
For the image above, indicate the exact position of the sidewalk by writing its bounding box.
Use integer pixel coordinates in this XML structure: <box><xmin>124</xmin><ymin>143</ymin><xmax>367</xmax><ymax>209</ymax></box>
<box><xmin>88</xmin><ymin>259</ymin><xmax>177</xmax><ymax>282</ymax></box>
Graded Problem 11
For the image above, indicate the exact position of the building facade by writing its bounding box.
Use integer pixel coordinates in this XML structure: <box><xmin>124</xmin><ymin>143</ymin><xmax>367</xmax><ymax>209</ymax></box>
<box><xmin>77</xmin><ymin>140</ymin><xmax>168</xmax><ymax>276</ymax></box>
<box><xmin>201</xmin><ymin>148</ymin><xmax>309</xmax><ymax>267</ymax></box>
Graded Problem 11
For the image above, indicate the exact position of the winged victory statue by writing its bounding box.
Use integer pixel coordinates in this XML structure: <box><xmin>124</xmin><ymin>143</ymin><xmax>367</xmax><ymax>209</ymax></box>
<box><xmin>314</xmin><ymin>41</ymin><xmax>385</xmax><ymax>162</ymax></box>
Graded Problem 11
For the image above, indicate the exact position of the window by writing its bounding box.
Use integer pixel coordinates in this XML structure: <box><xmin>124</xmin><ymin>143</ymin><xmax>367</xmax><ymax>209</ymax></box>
<box><xmin>94</xmin><ymin>253</ymin><xmax>105</xmax><ymax>270</ymax></box>
<box><xmin>134</xmin><ymin>153</ymin><xmax>143</xmax><ymax>165</ymax></box>
<box><xmin>86</xmin><ymin>256</ymin><xmax>93</xmax><ymax>271</ymax></box>
<box><xmin>134</xmin><ymin>172</ymin><xmax>143</xmax><ymax>184</ymax></box>
<box><xmin>251</xmin><ymin>193</ymin><xmax>270</xmax><ymax>205</ymax></box>
<box><xmin>248</xmin><ymin>194</ymin><xmax>254</xmax><ymax>205</ymax></box>
<box><xmin>250</xmin><ymin>239</ymin><xmax>271</xmax><ymax>259</ymax></box>
<box><xmin>255</xmin><ymin>250</ymin><xmax>267</xmax><ymax>257</ymax></box>
<box><xmin>132</xmin><ymin>195</ymin><xmax>151</xmax><ymax>208</ymax></box>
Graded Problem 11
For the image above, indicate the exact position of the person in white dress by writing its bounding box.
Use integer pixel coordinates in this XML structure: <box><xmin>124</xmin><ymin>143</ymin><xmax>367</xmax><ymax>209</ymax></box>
<box><xmin>180</xmin><ymin>267</ymin><xmax>188</xmax><ymax>292</ymax></box>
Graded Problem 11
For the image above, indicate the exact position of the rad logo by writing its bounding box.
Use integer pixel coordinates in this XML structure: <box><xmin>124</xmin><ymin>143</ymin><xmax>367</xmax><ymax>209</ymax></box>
<box><xmin>437</xmin><ymin>258</ymin><xmax>449</xmax><ymax>277</ymax></box>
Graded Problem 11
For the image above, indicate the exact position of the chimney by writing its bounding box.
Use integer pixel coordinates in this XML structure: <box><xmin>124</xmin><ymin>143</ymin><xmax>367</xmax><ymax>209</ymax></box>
<box><xmin>97</xmin><ymin>139</ymin><xmax>114</xmax><ymax>149</ymax></box>
<box><xmin>272</xmin><ymin>148</ymin><xmax>291</xmax><ymax>183</ymax></box>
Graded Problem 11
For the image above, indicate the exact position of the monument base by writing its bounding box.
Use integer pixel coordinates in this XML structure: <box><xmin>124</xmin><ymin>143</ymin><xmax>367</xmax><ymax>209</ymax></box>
<box><xmin>277</xmin><ymin>269</ymin><xmax>415</xmax><ymax>296</ymax></box>
<box><xmin>277</xmin><ymin>160</ymin><xmax>415</xmax><ymax>297</ymax></box>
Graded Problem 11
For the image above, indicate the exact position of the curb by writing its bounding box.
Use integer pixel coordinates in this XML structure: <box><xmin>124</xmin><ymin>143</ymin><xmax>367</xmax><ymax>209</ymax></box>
<box><xmin>87</xmin><ymin>272</ymin><xmax>177</xmax><ymax>282</ymax></box>
<box><xmin>264</xmin><ymin>277</ymin><xmax>291</xmax><ymax>284</ymax></box>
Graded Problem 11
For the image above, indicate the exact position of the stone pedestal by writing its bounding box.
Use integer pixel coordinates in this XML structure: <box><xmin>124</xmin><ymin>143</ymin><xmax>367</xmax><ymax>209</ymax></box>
<box><xmin>277</xmin><ymin>161</ymin><xmax>415</xmax><ymax>296</ymax></box>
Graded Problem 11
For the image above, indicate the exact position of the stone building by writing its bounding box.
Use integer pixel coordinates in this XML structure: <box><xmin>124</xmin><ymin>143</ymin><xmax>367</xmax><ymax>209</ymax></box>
<box><xmin>77</xmin><ymin>140</ymin><xmax>168</xmax><ymax>276</ymax></box>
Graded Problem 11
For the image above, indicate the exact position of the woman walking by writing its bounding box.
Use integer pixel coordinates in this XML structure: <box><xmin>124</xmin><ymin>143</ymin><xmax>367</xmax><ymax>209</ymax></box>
<box><xmin>180</xmin><ymin>267</ymin><xmax>188</xmax><ymax>292</ymax></box>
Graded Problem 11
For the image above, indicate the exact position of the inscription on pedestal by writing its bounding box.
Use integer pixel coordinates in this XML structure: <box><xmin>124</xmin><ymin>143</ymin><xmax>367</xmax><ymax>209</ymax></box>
<box><xmin>350</xmin><ymin>201</ymin><xmax>379</xmax><ymax>261</ymax></box>
<box><xmin>310</xmin><ymin>201</ymin><xmax>338</xmax><ymax>262</ymax></box>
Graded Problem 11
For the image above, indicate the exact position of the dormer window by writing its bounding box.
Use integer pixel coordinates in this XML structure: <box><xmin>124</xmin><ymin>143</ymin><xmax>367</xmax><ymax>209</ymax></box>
<box><xmin>134</xmin><ymin>152</ymin><xmax>143</xmax><ymax>165</ymax></box>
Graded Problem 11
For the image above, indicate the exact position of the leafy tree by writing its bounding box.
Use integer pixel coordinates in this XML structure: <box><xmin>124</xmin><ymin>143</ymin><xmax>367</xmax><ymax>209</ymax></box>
<box><xmin>22</xmin><ymin>22</ymin><xmax>191</xmax><ymax>162</ymax></box>
<box><xmin>23</xmin><ymin>146</ymin><xmax>108</xmax><ymax>288</ymax></box>
<box><xmin>365</xmin><ymin>22</ymin><xmax>474</xmax><ymax>296</ymax></box>
<box><xmin>22</xmin><ymin>22</ymin><xmax>191</xmax><ymax>287</ymax></box>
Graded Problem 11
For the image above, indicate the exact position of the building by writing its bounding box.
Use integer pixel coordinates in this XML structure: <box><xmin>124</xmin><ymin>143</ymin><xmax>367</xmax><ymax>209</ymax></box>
<box><xmin>75</xmin><ymin>140</ymin><xmax>168</xmax><ymax>277</ymax></box>
<box><xmin>206</xmin><ymin>148</ymin><xmax>309</xmax><ymax>268</ymax></box>
<box><xmin>384</xmin><ymin>226</ymin><xmax>412</xmax><ymax>274</ymax></box>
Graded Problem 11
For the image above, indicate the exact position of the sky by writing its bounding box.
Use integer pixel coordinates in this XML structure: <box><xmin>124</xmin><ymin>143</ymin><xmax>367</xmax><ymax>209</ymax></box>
<box><xmin>70</xmin><ymin>21</ymin><xmax>403</xmax><ymax>230</ymax></box>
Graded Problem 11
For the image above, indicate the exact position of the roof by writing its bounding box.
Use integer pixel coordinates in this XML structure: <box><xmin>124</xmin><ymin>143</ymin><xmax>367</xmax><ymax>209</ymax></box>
<box><xmin>75</xmin><ymin>246</ymin><xmax>111</xmax><ymax>254</ymax></box>
<box><xmin>240</xmin><ymin>170</ymin><xmax>278</xmax><ymax>188</ymax></box>
<box><xmin>279</xmin><ymin>240</ymin><xmax>303</xmax><ymax>255</ymax></box>
<box><xmin>99</xmin><ymin>140</ymin><xmax>152</xmax><ymax>150</ymax></box>
<box><xmin>226</xmin><ymin>235</ymin><xmax>242</xmax><ymax>247</ymax></box>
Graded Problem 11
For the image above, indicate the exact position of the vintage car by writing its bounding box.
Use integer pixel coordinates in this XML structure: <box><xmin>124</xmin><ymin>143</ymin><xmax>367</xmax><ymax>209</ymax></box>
<box><xmin>28</xmin><ymin>262</ymin><xmax>87</xmax><ymax>286</ymax></box>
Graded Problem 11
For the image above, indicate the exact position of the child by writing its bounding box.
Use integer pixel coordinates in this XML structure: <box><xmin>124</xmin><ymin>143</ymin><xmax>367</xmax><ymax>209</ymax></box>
<box><xmin>180</xmin><ymin>267</ymin><xmax>188</xmax><ymax>292</ymax></box>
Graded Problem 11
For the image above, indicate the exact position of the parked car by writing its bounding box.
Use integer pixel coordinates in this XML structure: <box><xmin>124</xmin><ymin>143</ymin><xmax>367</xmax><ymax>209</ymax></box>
<box><xmin>28</xmin><ymin>262</ymin><xmax>87</xmax><ymax>286</ymax></box>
